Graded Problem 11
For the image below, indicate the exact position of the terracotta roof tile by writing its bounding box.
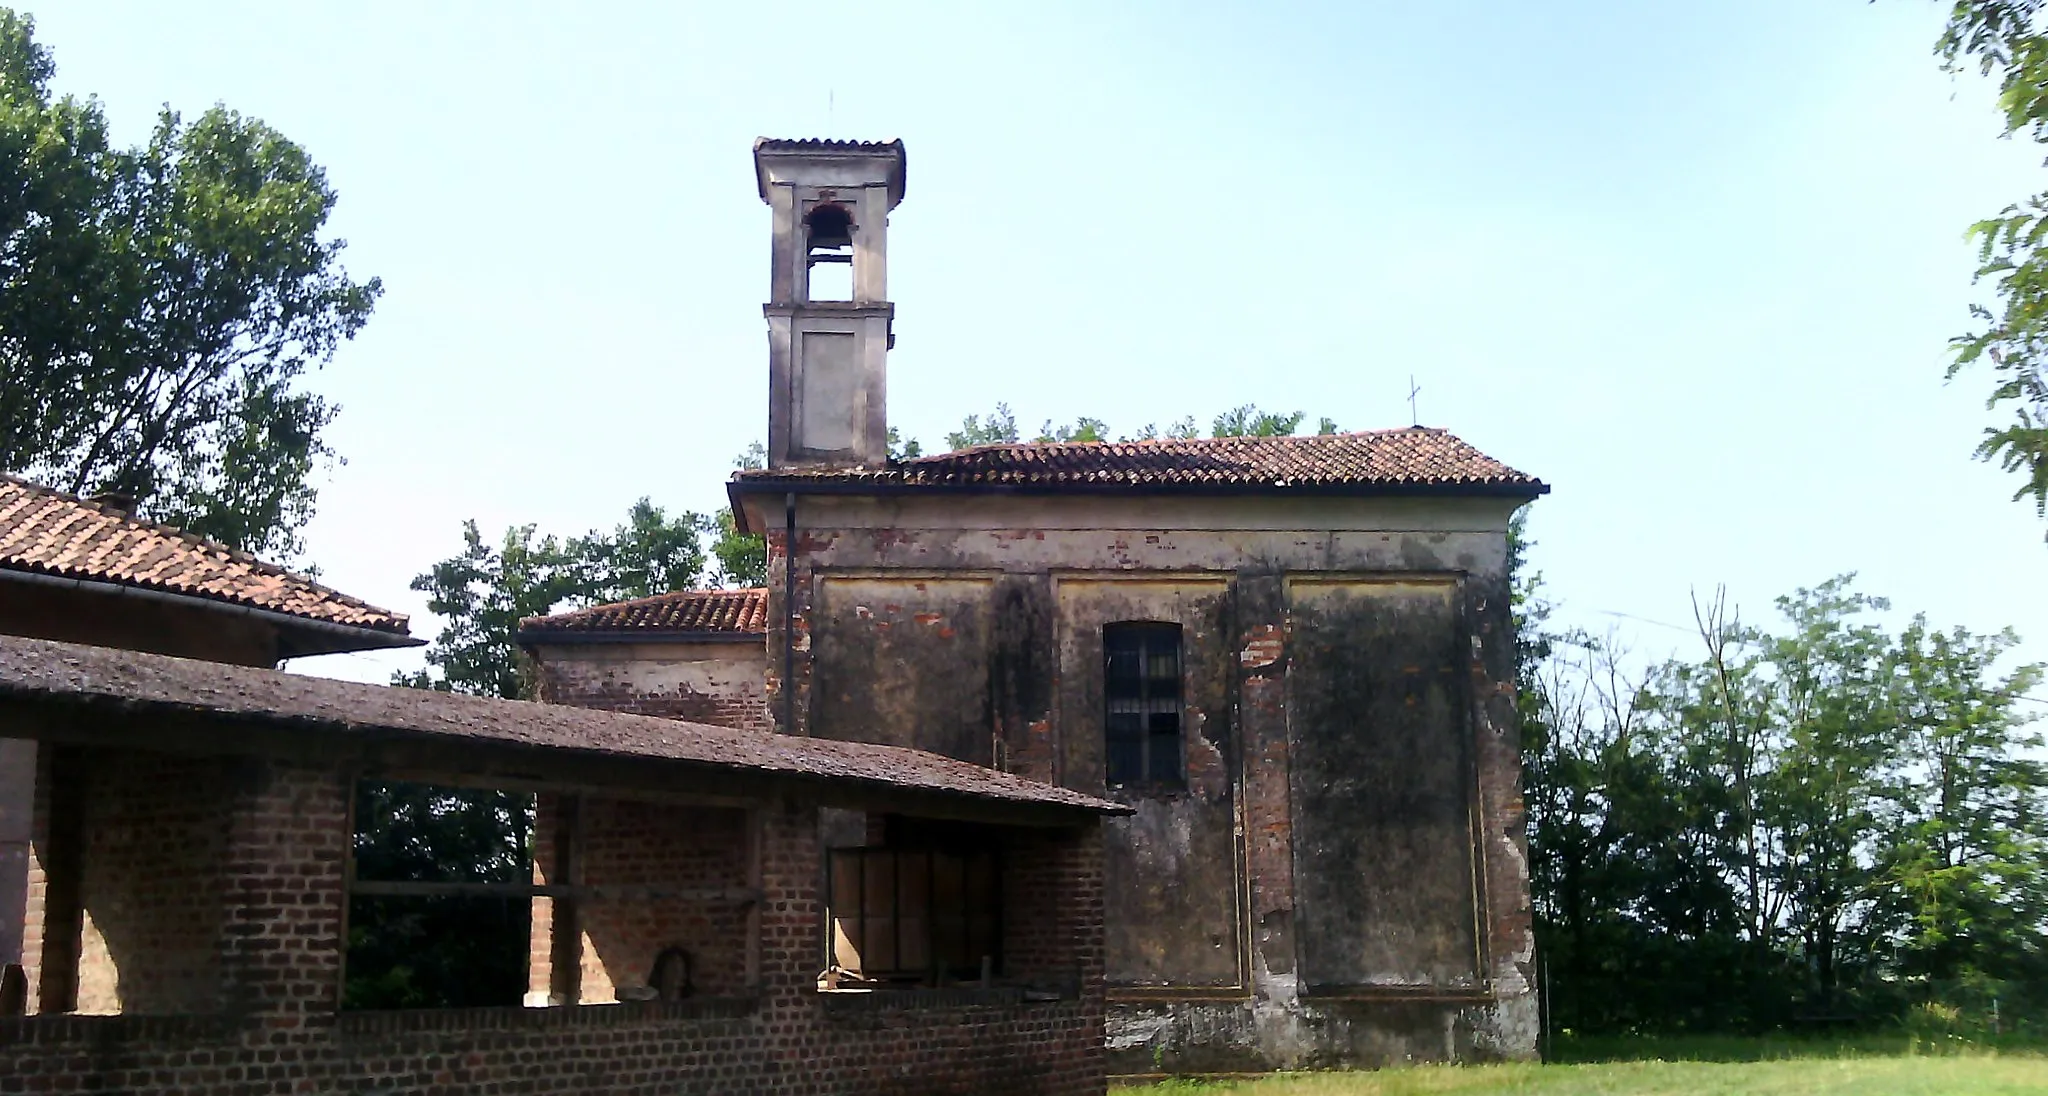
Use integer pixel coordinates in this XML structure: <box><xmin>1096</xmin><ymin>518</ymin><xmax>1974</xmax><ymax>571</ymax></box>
<box><xmin>753</xmin><ymin>137</ymin><xmax>905</xmax><ymax>154</ymax></box>
<box><xmin>0</xmin><ymin>634</ymin><xmax>1126</xmax><ymax>818</ymax></box>
<box><xmin>752</xmin><ymin>138</ymin><xmax>908</xmax><ymax>207</ymax></box>
<box><xmin>0</xmin><ymin>475</ymin><xmax>410</xmax><ymax>636</ymax></box>
<box><xmin>731</xmin><ymin>428</ymin><xmax>1546</xmax><ymax>495</ymax></box>
<box><xmin>520</xmin><ymin>588</ymin><xmax>769</xmax><ymax>639</ymax></box>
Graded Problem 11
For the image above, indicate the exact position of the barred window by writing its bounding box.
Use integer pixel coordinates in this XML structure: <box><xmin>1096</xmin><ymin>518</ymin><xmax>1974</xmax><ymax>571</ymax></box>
<box><xmin>1104</xmin><ymin>622</ymin><xmax>1183</xmax><ymax>788</ymax></box>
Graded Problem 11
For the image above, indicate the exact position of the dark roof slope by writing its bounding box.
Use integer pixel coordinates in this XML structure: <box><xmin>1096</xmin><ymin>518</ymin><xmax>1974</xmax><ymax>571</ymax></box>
<box><xmin>0</xmin><ymin>475</ymin><xmax>413</xmax><ymax>639</ymax></box>
<box><xmin>730</xmin><ymin>428</ymin><xmax>1546</xmax><ymax>496</ymax></box>
<box><xmin>0</xmin><ymin>634</ymin><xmax>1124</xmax><ymax>818</ymax></box>
<box><xmin>520</xmin><ymin>588</ymin><xmax>768</xmax><ymax>642</ymax></box>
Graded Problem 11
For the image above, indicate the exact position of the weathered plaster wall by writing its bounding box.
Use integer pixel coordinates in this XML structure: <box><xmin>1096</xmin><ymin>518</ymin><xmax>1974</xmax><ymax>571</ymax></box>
<box><xmin>753</xmin><ymin>491</ymin><xmax>1537</xmax><ymax>1072</ymax></box>
<box><xmin>1054</xmin><ymin>577</ymin><xmax>1240</xmax><ymax>992</ymax></box>
<box><xmin>531</xmin><ymin>641</ymin><xmax>770</xmax><ymax>732</ymax></box>
<box><xmin>1287</xmin><ymin>576</ymin><xmax>1478</xmax><ymax>992</ymax></box>
<box><xmin>811</xmin><ymin>576</ymin><xmax>996</xmax><ymax>763</ymax></box>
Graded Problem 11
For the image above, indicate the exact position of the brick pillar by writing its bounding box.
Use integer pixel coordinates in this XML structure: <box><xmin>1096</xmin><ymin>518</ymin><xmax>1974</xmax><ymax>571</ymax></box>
<box><xmin>1004</xmin><ymin>821</ymin><xmax>1106</xmax><ymax>997</ymax></box>
<box><xmin>763</xmin><ymin>529</ymin><xmax>817</xmax><ymax>739</ymax></box>
<box><xmin>0</xmin><ymin>737</ymin><xmax>33</xmax><ymax>985</ymax></box>
<box><xmin>217</xmin><ymin>756</ymin><xmax>349</xmax><ymax>1022</ymax></box>
<box><xmin>753</xmin><ymin>800</ymin><xmax>821</xmax><ymax>1010</ymax></box>
<box><xmin>26</xmin><ymin>746</ymin><xmax>81</xmax><ymax>1015</ymax></box>
<box><xmin>527</xmin><ymin>792</ymin><xmax>583</xmax><ymax>1007</ymax></box>
<box><xmin>1233</xmin><ymin>570</ymin><xmax>1296</xmax><ymax>993</ymax></box>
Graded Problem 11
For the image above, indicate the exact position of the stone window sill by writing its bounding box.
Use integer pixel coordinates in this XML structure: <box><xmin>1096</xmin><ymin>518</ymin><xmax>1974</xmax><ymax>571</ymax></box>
<box><xmin>815</xmin><ymin>984</ymin><xmax>1075</xmax><ymax>1012</ymax></box>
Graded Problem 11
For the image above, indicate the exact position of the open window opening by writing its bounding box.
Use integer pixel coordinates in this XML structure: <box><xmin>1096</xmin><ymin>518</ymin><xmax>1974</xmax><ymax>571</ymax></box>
<box><xmin>823</xmin><ymin>816</ymin><xmax>1001</xmax><ymax>991</ymax></box>
<box><xmin>345</xmin><ymin>780</ymin><xmax>534</xmax><ymax>1010</ymax></box>
<box><xmin>804</xmin><ymin>201</ymin><xmax>855</xmax><ymax>301</ymax></box>
<box><xmin>346</xmin><ymin>782</ymin><xmax>760</xmax><ymax>1010</ymax></box>
<box><xmin>1104</xmin><ymin>622</ymin><xmax>1185</xmax><ymax>789</ymax></box>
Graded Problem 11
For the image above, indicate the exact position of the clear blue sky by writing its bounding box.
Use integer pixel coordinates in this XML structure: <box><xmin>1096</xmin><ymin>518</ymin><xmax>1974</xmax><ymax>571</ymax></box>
<box><xmin>29</xmin><ymin>1</ymin><xmax>2048</xmax><ymax>691</ymax></box>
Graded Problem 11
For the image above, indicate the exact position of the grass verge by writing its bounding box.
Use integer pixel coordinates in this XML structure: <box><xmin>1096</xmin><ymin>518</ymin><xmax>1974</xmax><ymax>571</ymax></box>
<box><xmin>1113</xmin><ymin>1035</ymin><xmax>2048</xmax><ymax>1095</ymax></box>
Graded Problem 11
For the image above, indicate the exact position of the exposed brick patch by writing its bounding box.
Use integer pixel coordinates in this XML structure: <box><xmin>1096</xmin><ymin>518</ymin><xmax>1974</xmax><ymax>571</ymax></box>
<box><xmin>535</xmin><ymin>656</ymin><xmax>770</xmax><ymax>733</ymax></box>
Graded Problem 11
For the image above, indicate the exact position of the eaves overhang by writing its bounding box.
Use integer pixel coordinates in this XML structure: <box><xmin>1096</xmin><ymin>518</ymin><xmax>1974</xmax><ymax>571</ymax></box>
<box><xmin>725</xmin><ymin>476</ymin><xmax>1550</xmax><ymax>535</ymax></box>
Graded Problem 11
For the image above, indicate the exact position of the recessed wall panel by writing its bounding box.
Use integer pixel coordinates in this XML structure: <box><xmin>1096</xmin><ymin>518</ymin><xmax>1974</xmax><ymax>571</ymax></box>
<box><xmin>812</xmin><ymin>576</ymin><xmax>993</xmax><ymax>764</ymax></box>
<box><xmin>797</xmin><ymin>331</ymin><xmax>857</xmax><ymax>452</ymax></box>
<box><xmin>1055</xmin><ymin>576</ymin><xmax>1240</xmax><ymax>989</ymax></box>
<box><xmin>1287</xmin><ymin>577</ymin><xmax>1480</xmax><ymax>990</ymax></box>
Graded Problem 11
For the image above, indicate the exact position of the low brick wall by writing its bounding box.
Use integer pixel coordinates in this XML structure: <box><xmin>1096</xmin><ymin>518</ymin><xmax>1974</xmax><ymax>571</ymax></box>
<box><xmin>0</xmin><ymin>994</ymin><xmax>1101</xmax><ymax>1095</ymax></box>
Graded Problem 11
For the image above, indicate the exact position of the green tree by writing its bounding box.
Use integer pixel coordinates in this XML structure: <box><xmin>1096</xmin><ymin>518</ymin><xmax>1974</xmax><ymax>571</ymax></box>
<box><xmin>1874</xmin><ymin>618</ymin><xmax>2048</xmax><ymax>1012</ymax></box>
<box><xmin>1939</xmin><ymin>3</ymin><xmax>2048</xmax><ymax>523</ymax></box>
<box><xmin>945</xmin><ymin>403</ymin><xmax>1021</xmax><ymax>450</ymax></box>
<box><xmin>939</xmin><ymin>403</ymin><xmax>1325</xmax><ymax>449</ymax></box>
<box><xmin>709</xmin><ymin>506</ymin><xmax>766</xmax><ymax>588</ymax></box>
<box><xmin>1035</xmin><ymin>416</ymin><xmax>1107</xmax><ymax>443</ymax></box>
<box><xmin>1527</xmin><ymin>565</ymin><xmax>2048</xmax><ymax>1034</ymax></box>
<box><xmin>0</xmin><ymin>10</ymin><xmax>380</xmax><ymax>557</ymax></box>
<box><xmin>344</xmin><ymin>779</ymin><xmax>531</xmax><ymax>1010</ymax></box>
<box><xmin>399</xmin><ymin>499</ymin><xmax>707</xmax><ymax>698</ymax></box>
<box><xmin>364</xmin><ymin>499</ymin><xmax>708</xmax><ymax>1006</ymax></box>
<box><xmin>886</xmin><ymin>425</ymin><xmax>921</xmax><ymax>459</ymax></box>
<box><xmin>1211</xmin><ymin>404</ymin><xmax>1306</xmax><ymax>437</ymax></box>
<box><xmin>710</xmin><ymin>443</ymin><xmax>768</xmax><ymax>588</ymax></box>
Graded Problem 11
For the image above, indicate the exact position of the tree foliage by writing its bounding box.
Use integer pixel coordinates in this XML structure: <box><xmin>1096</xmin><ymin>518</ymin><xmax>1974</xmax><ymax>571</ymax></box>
<box><xmin>709</xmin><ymin>442</ymin><xmax>768</xmax><ymax>588</ymax></box>
<box><xmin>344</xmin><ymin>780</ymin><xmax>531</xmax><ymax>1009</ymax></box>
<box><xmin>1939</xmin><ymin>2</ymin><xmax>2048</xmax><ymax>524</ymax></box>
<box><xmin>364</xmin><ymin>501</ymin><xmax>707</xmax><ymax>1004</ymax></box>
<box><xmin>1519</xmin><ymin>546</ymin><xmax>2048</xmax><ymax>1034</ymax></box>
<box><xmin>0</xmin><ymin>10</ymin><xmax>379</xmax><ymax>557</ymax></box>
<box><xmin>942</xmin><ymin>402</ymin><xmax>1331</xmax><ymax>449</ymax></box>
<box><xmin>398</xmin><ymin>499</ymin><xmax>707</xmax><ymax>699</ymax></box>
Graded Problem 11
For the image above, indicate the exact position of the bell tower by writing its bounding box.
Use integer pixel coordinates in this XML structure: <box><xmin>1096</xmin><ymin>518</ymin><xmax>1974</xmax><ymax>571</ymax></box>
<box><xmin>754</xmin><ymin>138</ymin><xmax>906</xmax><ymax>469</ymax></box>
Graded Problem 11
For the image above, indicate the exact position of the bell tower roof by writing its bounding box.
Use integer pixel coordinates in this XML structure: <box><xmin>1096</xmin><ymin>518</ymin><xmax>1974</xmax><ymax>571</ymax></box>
<box><xmin>752</xmin><ymin>137</ymin><xmax>906</xmax><ymax>209</ymax></box>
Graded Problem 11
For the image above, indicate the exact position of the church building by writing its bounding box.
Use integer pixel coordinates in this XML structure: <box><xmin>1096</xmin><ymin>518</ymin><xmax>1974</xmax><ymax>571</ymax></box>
<box><xmin>521</xmin><ymin>137</ymin><xmax>1549</xmax><ymax>1074</ymax></box>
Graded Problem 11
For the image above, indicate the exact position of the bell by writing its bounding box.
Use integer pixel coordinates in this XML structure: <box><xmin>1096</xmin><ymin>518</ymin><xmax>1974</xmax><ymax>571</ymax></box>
<box><xmin>805</xmin><ymin>202</ymin><xmax>855</xmax><ymax>251</ymax></box>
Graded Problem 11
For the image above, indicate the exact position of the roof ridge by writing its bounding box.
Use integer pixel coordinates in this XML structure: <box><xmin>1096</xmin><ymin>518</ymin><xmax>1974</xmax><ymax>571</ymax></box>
<box><xmin>520</xmin><ymin>586</ymin><xmax>768</xmax><ymax>625</ymax></box>
<box><xmin>725</xmin><ymin>426</ymin><xmax>1544</xmax><ymax>496</ymax></box>
<box><xmin>893</xmin><ymin>426</ymin><xmax>1446</xmax><ymax>465</ymax></box>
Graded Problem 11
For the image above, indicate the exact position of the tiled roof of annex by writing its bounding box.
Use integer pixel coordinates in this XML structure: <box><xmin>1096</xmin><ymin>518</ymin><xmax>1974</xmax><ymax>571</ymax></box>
<box><xmin>731</xmin><ymin>427</ymin><xmax>1547</xmax><ymax>495</ymax></box>
<box><xmin>0</xmin><ymin>475</ymin><xmax>411</xmax><ymax>636</ymax></box>
<box><xmin>0</xmin><ymin>634</ymin><xmax>1126</xmax><ymax>817</ymax></box>
<box><xmin>520</xmin><ymin>588</ymin><xmax>769</xmax><ymax>640</ymax></box>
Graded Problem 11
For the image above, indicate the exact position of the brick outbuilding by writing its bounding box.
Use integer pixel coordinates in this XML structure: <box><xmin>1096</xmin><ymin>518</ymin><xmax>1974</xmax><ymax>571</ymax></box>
<box><xmin>0</xmin><ymin>634</ymin><xmax>1124</xmax><ymax>1095</ymax></box>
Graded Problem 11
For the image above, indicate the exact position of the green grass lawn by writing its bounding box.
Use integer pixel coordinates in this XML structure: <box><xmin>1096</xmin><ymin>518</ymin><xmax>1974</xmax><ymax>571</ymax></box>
<box><xmin>1114</xmin><ymin>1038</ymin><xmax>2048</xmax><ymax>1095</ymax></box>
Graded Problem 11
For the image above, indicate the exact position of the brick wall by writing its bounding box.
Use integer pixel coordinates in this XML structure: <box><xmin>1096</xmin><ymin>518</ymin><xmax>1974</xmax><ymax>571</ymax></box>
<box><xmin>531</xmin><ymin>642</ymin><xmax>770</xmax><ymax>732</ymax></box>
<box><xmin>72</xmin><ymin>752</ymin><xmax>234</xmax><ymax>1014</ymax></box>
<box><xmin>529</xmin><ymin>795</ymin><xmax>751</xmax><ymax>1004</ymax></box>
<box><xmin>2</xmin><ymin>743</ymin><xmax>1111</xmax><ymax>1096</ymax></box>
<box><xmin>21</xmin><ymin>748</ymin><xmax>347</xmax><ymax>1020</ymax></box>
